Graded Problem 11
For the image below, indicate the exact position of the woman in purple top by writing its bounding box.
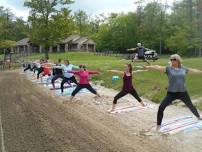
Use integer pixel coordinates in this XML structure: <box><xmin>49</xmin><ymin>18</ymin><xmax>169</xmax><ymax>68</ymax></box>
<box><xmin>110</xmin><ymin>64</ymin><xmax>145</xmax><ymax>112</ymax></box>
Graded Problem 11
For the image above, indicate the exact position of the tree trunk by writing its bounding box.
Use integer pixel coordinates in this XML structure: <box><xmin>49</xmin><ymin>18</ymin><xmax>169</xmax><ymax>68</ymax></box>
<box><xmin>188</xmin><ymin>0</ymin><xmax>193</xmax><ymax>22</ymax></box>
<box><xmin>197</xmin><ymin>0</ymin><xmax>202</xmax><ymax>56</ymax></box>
<box><xmin>43</xmin><ymin>45</ymin><xmax>49</xmax><ymax>60</ymax></box>
<box><xmin>188</xmin><ymin>0</ymin><xmax>193</xmax><ymax>49</ymax></box>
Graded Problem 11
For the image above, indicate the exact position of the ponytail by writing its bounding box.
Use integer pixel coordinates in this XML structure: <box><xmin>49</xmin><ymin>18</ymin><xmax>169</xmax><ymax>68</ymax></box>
<box><xmin>127</xmin><ymin>64</ymin><xmax>132</xmax><ymax>74</ymax></box>
<box><xmin>79</xmin><ymin>64</ymin><xmax>87</xmax><ymax>71</ymax></box>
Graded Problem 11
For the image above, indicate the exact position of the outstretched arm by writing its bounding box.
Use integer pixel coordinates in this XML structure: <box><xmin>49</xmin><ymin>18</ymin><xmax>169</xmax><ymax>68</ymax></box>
<box><xmin>88</xmin><ymin>71</ymin><xmax>99</xmax><ymax>75</ymax></box>
<box><xmin>107</xmin><ymin>70</ymin><xmax>123</xmax><ymax>73</ymax></box>
<box><xmin>41</xmin><ymin>63</ymin><xmax>55</xmax><ymax>66</ymax></box>
<box><xmin>53</xmin><ymin>65</ymin><xmax>63</xmax><ymax>69</ymax></box>
<box><xmin>144</xmin><ymin>65</ymin><xmax>166</xmax><ymax>73</ymax></box>
<box><xmin>187</xmin><ymin>68</ymin><xmax>202</xmax><ymax>74</ymax></box>
<box><xmin>67</xmin><ymin>71</ymin><xmax>80</xmax><ymax>75</ymax></box>
<box><xmin>72</xmin><ymin>65</ymin><xmax>80</xmax><ymax>70</ymax></box>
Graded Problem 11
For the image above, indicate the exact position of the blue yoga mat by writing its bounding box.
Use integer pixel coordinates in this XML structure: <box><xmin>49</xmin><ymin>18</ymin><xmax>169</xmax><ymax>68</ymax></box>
<box><xmin>55</xmin><ymin>87</ymin><xmax>92</xmax><ymax>96</ymax></box>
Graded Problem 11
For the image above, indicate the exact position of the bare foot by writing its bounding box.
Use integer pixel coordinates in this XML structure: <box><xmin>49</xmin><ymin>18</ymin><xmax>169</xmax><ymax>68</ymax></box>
<box><xmin>140</xmin><ymin>101</ymin><xmax>146</xmax><ymax>107</ymax></box>
<box><xmin>198</xmin><ymin>117</ymin><xmax>202</xmax><ymax>121</ymax></box>
<box><xmin>94</xmin><ymin>94</ymin><xmax>102</xmax><ymax>101</ymax></box>
<box><xmin>69</xmin><ymin>96</ymin><xmax>74</xmax><ymax>102</ymax></box>
<box><xmin>156</xmin><ymin>125</ymin><xmax>161</xmax><ymax>131</ymax></box>
<box><xmin>108</xmin><ymin>104</ymin><xmax>116</xmax><ymax>113</ymax></box>
<box><xmin>96</xmin><ymin>93</ymin><xmax>101</xmax><ymax>98</ymax></box>
<box><xmin>108</xmin><ymin>109</ymin><xmax>115</xmax><ymax>113</ymax></box>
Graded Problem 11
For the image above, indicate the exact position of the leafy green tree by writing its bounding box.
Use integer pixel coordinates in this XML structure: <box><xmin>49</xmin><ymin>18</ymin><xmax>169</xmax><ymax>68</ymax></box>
<box><xmin>74</xmin><ymin>10</ymin><xmax>90</xmax><ymax>35</ymax></box>
<box><xmin>0</xmin><ymin>6</ymin><xmax>28</xmax><ymax>52</ymax></box>
<box><xmin>94</xmin><ymin>13</ymin><xmax>139</xmax><ymax>52</ymax></box>
<box><xmin>51</xmin><ymin>8</ymin><xmax>76</xmax><ymax>40</ymax></box>
<box><xmin>24</xmin><ymin>0</ymin><xmax>74</xmax><ymax>59</ymax></box>
<box><xmin>0</xmin><ymin>40</ymin><xmax>16</xmax><ymax>49</ymax></box>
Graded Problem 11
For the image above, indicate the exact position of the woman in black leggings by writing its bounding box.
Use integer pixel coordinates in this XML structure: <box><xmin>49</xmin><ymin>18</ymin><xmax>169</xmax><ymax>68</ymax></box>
<box><xmin>51</xmin><ymin>59</ymin><xmax>64</xmax><ymax>89</ymax></box>
<box><xmin>67</xmin><ymin>64</ymin><xmax>101</xmax><ymax>102</ymax></box>
<box><xmin>110</xmin><ymin>64</ymin><xmax>145</xmax><ymax>112</ymax></box>
<box><xmin>31</xmin><ymin>63</ymin><xmax>37</xmax><ymax>74</ymax></box>
<box><xmin>36</xmin><ymin>59</ymin><xmax>45</xmax><ymax>79</ymax></box>
<box><xmin>145</xmin><ymin>54</ymin><xmax>202</xmax><ymax>130</ymax></box>
<box><xmin>23</xmin><ymin>62</ymin><xmax>32</xmax><ymax>72</ymax></box>
<box><xmin>60</xmin><ymin>60</ymin><xmax>79</xmax><ymax>93</ymax></box>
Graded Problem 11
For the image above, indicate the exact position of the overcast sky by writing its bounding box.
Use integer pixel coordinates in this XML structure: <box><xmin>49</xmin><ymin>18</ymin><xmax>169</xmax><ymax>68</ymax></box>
<box><xmin>0</xmin><ymin>0</ymin><xmax>175</xmax><ymax>20</ymax></box>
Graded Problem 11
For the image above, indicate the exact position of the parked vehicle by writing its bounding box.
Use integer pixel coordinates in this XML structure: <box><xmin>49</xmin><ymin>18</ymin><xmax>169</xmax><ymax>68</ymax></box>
<box><xmin>144</xmin><ymin>50</ymin><xmax>159</xmax><ymax>61</ymax></box>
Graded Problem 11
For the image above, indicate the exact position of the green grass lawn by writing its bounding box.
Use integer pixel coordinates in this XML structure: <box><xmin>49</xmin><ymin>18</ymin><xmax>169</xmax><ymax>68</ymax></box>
<box><xmin>25</xmin><ymin>52</ymin><xmax>202</xmax><ymax>109</ymax></box>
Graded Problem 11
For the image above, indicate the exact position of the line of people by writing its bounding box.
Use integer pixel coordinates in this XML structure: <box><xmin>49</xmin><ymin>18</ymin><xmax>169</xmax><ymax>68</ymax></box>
<box><xmin>23</xmin><ymin>54</ymin><xmax>202</xmax><ymax>131</ymax></box>
<box><xmin>23</xmin><ymin>58</ymin><xmax>100</xmax><ymax>100</ymax></box>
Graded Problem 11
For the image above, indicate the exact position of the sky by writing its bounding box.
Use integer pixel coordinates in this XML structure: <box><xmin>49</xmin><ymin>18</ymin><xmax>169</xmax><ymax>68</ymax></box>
<box><xmin>0</xmin><ymin>0</ymin><xmax>175</xmax><ymax>21</ymax></box>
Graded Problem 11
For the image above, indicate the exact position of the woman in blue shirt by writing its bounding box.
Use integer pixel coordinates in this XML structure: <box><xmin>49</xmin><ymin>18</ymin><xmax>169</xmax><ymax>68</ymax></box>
<box><xmin>60</xmin><ymin>60</ymin><xmax>79</xmax><ymax>93</ymax></box>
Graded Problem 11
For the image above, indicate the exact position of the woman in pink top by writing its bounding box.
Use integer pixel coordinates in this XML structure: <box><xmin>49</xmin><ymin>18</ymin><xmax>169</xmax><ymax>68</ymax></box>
<box><xmin>68</xmin><ymin>64</ymin><xmax>101</xmax><ymax>101</ymax></box>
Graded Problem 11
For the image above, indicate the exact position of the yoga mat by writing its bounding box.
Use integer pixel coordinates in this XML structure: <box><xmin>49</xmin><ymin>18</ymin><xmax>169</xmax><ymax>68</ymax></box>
<box><xmin>44</xmin><ymin>83</ymin><xmax>76</xmax><ymax>90</ymax></box>
<box><xmin>183</xmin><ymin>121</ymin><xmax>202</xmax><ymax>133</ymax></box>
<box><xmin>31</xmin><ymin>79</ymin><xmax>49</xmax><ymax>84</ymax></box>
<box><xmin>159</xmin><ymin>115</ymin><xmax>202</xmax><ymax>134</ymax></box>
<box><xmin>30</xmin><ymin>76</ymin><xmax>53</xmax><ymax>84</ymax></box>
<box><xmin>55</xmin><ymin>87</ymin><xmax>94</xmax><ymax>96</ymax></box>
<box><xmin>24</xmin><ymin>71</ymin><xmax>34</xmax><ymax>76</ymax></box>
<box><xmin>110</xmin><ymin>104</ymin><xmax>153</xmax><ymax>114</ymax></box>
<box><xmin>161</xmin><ymin>115</ymin><xmax>193</xmax><ymax>128</ymax></box>
<box><xmin>167</xmin><ymin>121</ymin><xmax>200</xmax><ymax>134</ymax></box>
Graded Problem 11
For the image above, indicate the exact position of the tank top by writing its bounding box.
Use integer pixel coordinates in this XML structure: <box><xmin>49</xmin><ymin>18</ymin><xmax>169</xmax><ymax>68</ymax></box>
<box><xmin>122</xmin><ymin>72</ymin><xmax>134</xmax><ymax>92</ymax></box>
<box><xmin>43</xmin><ymin>64</ymin><xmax>50</xmax><ymax>75</ymax></box>
<box><xmin>54</xmin><ymin>64</ymin><xmax>63</xmax><ymax>75</ymax></box>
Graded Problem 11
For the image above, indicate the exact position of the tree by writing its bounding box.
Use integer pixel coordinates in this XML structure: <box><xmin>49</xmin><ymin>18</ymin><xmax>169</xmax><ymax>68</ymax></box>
<box><xmin>0</xmin><ymin>6</ymin><xmax>29</xmax><ymax>53</ymax></box>
<box><xmin>0</xmin><ymin>7</ymin><xmax>13</xmax><ymax>42</ymax></box>
<box><xmin>139</xmin><ymin>2</ymin><xmax>163</xmax><ymax>50</ymax></box>
<box><xmin>24</xmin><ymin>0</ymin><xmax>74</xmax><ymax>59</ymax></box>
<box><xmin>164</xmin><ymin>0</ymin><xmax>200</xmax><ymax>56</ymax></box>
<box><xmin>197</xmin><ymin>0</ymin><xmax>202</xmax><ymax>56</ymax></box>
<box><xmin>94</xmin><ymin>13</ymin><xmax>139</xmax><ymax>52</ymax></box>
<box><xmin>11</xmin><ymin>18</ymin><xmax>29</xmax><ymax>40</ymax></box>
<box><xmin>51</xmin><ymin>8</ymin><xmax>76</xmax><ymax>40</ymax></box>
<box><xmin>89</xmin><ymin>14</ymin><xmax>104</xmax><ymax>34</ymax></box>
<box><xmin>0</xmin><ymin>40</ymin><xmax>16</xmax><ymax>49</ymax></box>
<box><xmin>74</xmin><ymin>10</ymin><xmax>89</xmax><ymax>35</ymax></box>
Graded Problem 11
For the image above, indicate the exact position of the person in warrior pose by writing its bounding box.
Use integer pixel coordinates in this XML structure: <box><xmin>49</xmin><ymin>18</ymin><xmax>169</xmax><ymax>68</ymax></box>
<box><xmin>132</xmin><ymin>43</ymin><xmax>150</xmax><ymax>65</ymax></box>
<box><xmin>23</xmin><ymin>61</ymin><xmax>32</xmax><ymax>72</ymax></box>
<box><xmin>39</xmin><ymin>59</ymin><xmax>54</xmax><ymax>83</ymax></box>
<box><xmin>109</xmin><ymin>63</ymin><xmax>145</xmax><ymax>112</ymax></box>
<box><xmin>145</xmin><ymin>54</ymin><xmax>202</xmax><ymax>130</ymax></box>
<box><xmin>67</xmin><ymin>64</ymin><xmax>101</xmax><ymax>102</ymax></box>
<box><xmin>60</xmin><ymin>60</ymin><xmax>79</xmax><ymax>93</ymax></box>
<box><xmin>37</xmin><ymin>59</ymin><xmax>45</xmax><ymax>79</ymax></box>
<box><xmin>51</xmin><ymin>59</ymin><xmax>63</xmax><ymax>89</ymax></box>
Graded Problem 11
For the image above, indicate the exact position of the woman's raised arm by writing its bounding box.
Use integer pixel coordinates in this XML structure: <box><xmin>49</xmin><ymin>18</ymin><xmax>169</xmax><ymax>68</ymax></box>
<box><xmin>144</xmin><ymin>65</ymin><xmax>166</xmax><ymax>73</ymax></box>
<box><xmin>187</xmin><ymin>68</ymin><xmax>202</xmax><ymax>74</ymax></box>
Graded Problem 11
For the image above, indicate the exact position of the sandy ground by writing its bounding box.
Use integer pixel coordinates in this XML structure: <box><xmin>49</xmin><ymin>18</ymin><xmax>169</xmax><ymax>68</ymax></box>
<box><xmin>0</xmin><ymin>70</ymin><xmax>202</xmax><ymax>152</ymax></box>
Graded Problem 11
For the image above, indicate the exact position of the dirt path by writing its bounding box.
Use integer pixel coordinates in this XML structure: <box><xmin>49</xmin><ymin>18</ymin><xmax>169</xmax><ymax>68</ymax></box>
<box><xmin>0</xmin><ymin>71</ymin><xmax>201</xmax><ymax>152</ymax></box>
